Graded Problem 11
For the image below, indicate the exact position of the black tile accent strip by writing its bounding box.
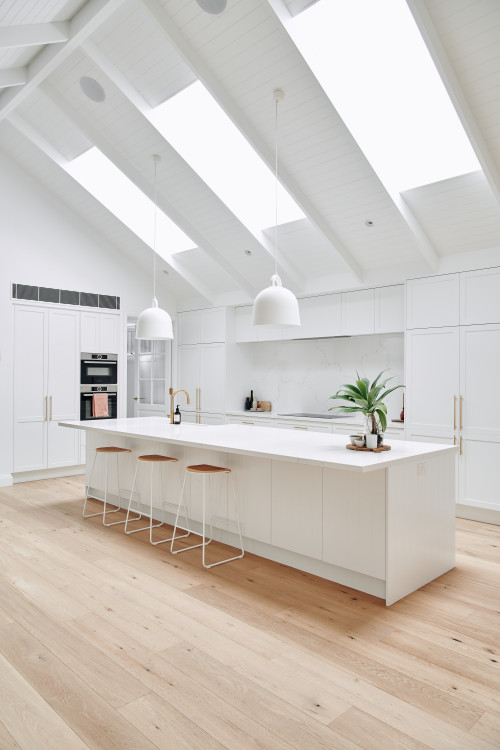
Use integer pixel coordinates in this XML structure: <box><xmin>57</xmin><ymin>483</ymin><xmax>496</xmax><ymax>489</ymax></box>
<box><xmin>39</xmin><ymin>287</ymin><xmax>60</xmax><ymax>303</ymax></box>
<box><xmin>13</xmin><ymin>284</ymin><xmax>120</xmax><ymax>309</ymax></box>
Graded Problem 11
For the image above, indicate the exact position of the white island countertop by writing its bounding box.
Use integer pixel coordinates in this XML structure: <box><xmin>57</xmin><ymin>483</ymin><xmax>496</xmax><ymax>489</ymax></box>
<box><xmin>61</xmin><ymin>417</ymin><xmax>455</xmax><ymax>473</ymax></box>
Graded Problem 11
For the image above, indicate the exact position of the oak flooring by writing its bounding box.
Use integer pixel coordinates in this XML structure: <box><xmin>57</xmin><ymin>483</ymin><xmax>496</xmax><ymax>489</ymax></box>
<box><xmin>0</xmin><ymin>476</ymin><xmax>499</xmax><ymax>749</ymax></box>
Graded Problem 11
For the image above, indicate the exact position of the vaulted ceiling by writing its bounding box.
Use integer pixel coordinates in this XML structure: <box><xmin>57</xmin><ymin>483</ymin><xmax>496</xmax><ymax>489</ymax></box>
<box><xmin>2</xmin><ymin>0</ymin><xmax>500</xmax><ymax>307</ymax></box>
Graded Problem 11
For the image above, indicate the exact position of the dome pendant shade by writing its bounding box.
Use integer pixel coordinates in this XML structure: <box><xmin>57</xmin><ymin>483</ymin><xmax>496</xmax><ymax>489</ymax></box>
<box><xmin>136</xmin><ymin>297</ymin><xmax>173</xmax><ymax>340</ymax></box>
<box><xmin>252</xmin><ymin>274</ymin><xmax>300</xmax><ymax>327</ymax></box>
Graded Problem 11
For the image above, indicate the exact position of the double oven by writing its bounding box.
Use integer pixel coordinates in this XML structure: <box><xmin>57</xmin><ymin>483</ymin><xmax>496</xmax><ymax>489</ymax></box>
<box><xmin>80</xmin><ymin>353</ymin><xmax>118</xmax><ymax>420</ymax></box>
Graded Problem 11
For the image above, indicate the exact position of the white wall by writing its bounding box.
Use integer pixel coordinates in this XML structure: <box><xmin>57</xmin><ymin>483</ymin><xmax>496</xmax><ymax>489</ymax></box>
<box><xmin>232</xmin><ymin>334</ymin><xmax>404</xmax><ymax>419</ymax></box>
<box><xmin>0</xmin><ymin>152</ymin><xmax>176</xmax><ymax>484</ymax></box>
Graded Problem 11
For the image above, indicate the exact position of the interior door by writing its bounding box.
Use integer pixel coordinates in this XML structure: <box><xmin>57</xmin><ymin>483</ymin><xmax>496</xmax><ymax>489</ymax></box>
<box><xmin>47</xmin><ymin>309</ymin><xmax>79</xmax><ymax>467</ymax></box>
<box><xmin>459</xmin><ymin>324</ymin><xmax>500</xmax><ymax>510</ymax></box>
<box><xmin>13</xmin><ymin>305</ymin><xmax>48</xmax><ymax>472</ymax></box>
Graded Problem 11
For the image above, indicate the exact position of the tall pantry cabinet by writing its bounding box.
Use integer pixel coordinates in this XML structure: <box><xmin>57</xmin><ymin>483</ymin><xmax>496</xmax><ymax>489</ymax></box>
<box><xmin>13</xmin><ymin>304</ymin><xmax>80</xmax><ymax>472</ymax></box>
<box><xmin>405</xmin><ymin>268</ymin><xmax>500</xmax><ymax>516</ymax></box>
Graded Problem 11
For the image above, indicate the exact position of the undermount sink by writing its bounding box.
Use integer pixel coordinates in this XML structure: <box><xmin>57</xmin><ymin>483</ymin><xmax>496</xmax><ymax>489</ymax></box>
<box><xmin>277</xmin><ymin>412</ymin><xmax>344</xmax><ymax>420</ymax></box>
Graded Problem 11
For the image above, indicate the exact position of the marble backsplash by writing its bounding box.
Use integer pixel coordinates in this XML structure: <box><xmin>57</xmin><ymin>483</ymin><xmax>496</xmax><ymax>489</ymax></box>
<box><xmin>244</xmin><ymin>333</ymin><xmax>404</xmax><ymax>420</ymax></box>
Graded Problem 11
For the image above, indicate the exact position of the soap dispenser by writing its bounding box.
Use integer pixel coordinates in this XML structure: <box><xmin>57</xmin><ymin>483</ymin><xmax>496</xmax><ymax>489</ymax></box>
<box><xmin>173</xmin><ymin>405</ymin><xmax>181</xmax><ymax>424</ymax></box>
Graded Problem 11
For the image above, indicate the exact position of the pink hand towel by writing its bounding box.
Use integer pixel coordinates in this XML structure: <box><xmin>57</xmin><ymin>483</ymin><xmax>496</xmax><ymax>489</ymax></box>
<box><xmin>92</xmin><ymin>393</ymin><xmax>109</xmax><ymax>418</ymax></box>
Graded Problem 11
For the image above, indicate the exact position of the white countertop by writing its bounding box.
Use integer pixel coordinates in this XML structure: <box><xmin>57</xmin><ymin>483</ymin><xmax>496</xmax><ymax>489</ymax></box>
<box><xmin>61</xmin><ymin>417</ymin><xmax>454</xmax><ymax>473</ymax></box>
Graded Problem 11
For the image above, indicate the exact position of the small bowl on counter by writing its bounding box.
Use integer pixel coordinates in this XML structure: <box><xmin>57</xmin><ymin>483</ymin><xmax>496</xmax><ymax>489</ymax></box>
<box><xmin>350</xmin><ymin>434</ymin><xmax>365</xmax><ymax>447</ymax></box>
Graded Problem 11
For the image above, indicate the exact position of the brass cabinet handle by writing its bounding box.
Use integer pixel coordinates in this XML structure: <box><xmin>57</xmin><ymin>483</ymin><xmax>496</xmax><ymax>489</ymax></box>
<box><xmin>460</xmin><ymin>395</ymin><xmax>463</xmax><ymax>431</ymax></box>
<box><xmin>293</xmin><ymin>426</ymin><xmax>308</xmax><ymax>430</ymax></box>
<box><xmin>49</xmin><ymin>395</ymin><xmax>53</xmax><ymax>421</ymax></box>
<box><xmin>133</xmin><ymin>396</ymin><xmax>138</xmax><ymax>401</ymax></box>
<box><xmin>242</xmin><ymin>421</ymin><xmax>254</xmax><ymax>425</ymax></box>
<box><xmin>453</xmin><ymin>435</ymin><xmax>456</xmax><ymax>446</ymax></box>
<box><xmin>453</xmin><ymin>395</ymin><xmax>457</xmax><ymax>431</ymax></box>
<box><xmin>196</xmin><ymin>387</ymin><xmax>200</xmax><ymax>411</ymax></box>
<box><xmin>460</xmin><ymin>436</ymin><xmax>463</xmax><ymax>455</ymax></box>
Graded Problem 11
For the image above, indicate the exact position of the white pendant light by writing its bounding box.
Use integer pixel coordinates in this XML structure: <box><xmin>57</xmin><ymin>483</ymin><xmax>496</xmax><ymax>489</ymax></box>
<box><xmin>136</xmin><ymin>155</ymin><xmax>173</xmax><ymax>340</ymax></box>
<box><xmin>253</xmin><ymin>90</ymin><xmax>300</xmax><ymax>328</ymax></box>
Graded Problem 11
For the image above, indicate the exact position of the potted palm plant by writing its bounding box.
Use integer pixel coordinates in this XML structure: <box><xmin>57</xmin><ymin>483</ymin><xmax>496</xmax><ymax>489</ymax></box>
<box><xmin>329</xmin><ymin>371</ymin><xmax>404</xmax><ymax>449</ymax></box>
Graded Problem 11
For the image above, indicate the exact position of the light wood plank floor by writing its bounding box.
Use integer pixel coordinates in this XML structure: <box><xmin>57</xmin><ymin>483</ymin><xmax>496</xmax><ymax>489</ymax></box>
<box><xmin>0</xmin><ymin>476</ymin><xmax>499</xmax><ymax>750</ymax></box>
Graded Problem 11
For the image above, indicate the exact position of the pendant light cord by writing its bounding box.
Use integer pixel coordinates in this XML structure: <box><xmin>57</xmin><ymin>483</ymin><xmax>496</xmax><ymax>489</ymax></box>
<box><xmin>274</xmin><ymin>95</ymin><xmax>279</xmax><ymax>278</ymax></box>
<box><xmin>153</xmin><ymin>157</ymin><xmax>158</xmax><ymax>301</ymax></box>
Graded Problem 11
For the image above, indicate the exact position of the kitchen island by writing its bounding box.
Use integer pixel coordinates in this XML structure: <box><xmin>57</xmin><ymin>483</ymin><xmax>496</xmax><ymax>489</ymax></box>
<box><xmin>61</xmin><ymin>418</ymin><xmax>457</xmax><ymax>605</ymax></box>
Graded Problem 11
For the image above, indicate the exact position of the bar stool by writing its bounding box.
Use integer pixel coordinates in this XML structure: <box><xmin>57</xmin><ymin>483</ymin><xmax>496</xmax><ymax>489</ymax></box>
<box><xmin>124</xmin><ymin>454</ymin><xmax>190</xmax><ymax>546</ymax></box>
<box><xmin>83</xmin><ymin>446</ymin><xmax>135</xmax><ymax>526</ymax></box>
<box><xmin>170</xmin><ymin>463</ymin><xmax>244</xmax><ymax>568</ymax></box>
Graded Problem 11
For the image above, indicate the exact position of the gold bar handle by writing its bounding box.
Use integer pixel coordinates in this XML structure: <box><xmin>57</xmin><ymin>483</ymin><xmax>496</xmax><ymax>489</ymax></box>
<box><xmin>49</xmin><ymin>395</ymin><xmax>53</xmax><ymax>421</ymax></box>
<box><xmin>242</xmin><ymin>421</ymin><xmax>254</xmax><ymax>425</ymax></box>
<box><xmin>460</xmin><ymin>436</ymin><xmax>463</xmax><ymax>455</ymax></box>
<box><xmin>460</xmin><ymin>395</ymin><xmax>463</xmax><ymax>431</ymax></box>
<box><xmin>293</xmin><ymin>426</ymin><xmax>308</xmax><ymax>430</ymax></box>
<box><xmin>453</xmin><ymin>395</ymin><xmax>457</xmax><ymax>431</ymax></box>
<box><xmin>453</xmin><ymin>435</ymin><xmax>456</xmax><ymax>446</ymax></box>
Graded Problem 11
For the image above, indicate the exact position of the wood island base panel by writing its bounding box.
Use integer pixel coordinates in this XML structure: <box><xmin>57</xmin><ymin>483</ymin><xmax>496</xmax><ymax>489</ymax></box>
<box><xmin>60</xmin><ymin>418</ymin><xmax>457</xmax><ymax>606</ymax></box>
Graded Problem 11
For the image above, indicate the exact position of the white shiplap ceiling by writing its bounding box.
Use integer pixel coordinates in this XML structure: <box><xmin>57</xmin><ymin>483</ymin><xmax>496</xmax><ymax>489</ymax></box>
<box><xmin>1</xmin><ymin>0</ymin><xmax>500</xmax><ymax>306</ymax></box>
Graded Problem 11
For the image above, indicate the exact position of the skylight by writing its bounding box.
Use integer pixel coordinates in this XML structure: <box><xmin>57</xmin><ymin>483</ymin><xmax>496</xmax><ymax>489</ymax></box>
<box><xmin>65</xmin><ymin>147</ymin><xmax>196</xmax><ymax>256</ymax></box>
<box><xmin>290</xmin><ymin>0</ymin><xmax>480</xmax><ymax>193</ymax></box>
<box><xmin>149</xmin><ymin>81</ymin><xmax>304</xmax><ymax>233</ymax></box>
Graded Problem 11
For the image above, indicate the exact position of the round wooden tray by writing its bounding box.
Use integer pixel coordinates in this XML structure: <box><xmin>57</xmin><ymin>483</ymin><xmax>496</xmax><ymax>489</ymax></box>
<box><xmin>346</xmin><ymin>444</ymin><xmax>391</xmax><ymax>453</ymax></box>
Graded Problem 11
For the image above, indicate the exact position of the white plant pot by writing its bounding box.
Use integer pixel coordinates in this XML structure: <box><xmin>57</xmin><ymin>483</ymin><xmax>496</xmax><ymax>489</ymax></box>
<box><xmin>365</xmin><ymin>433</ymin><xmax>378</xmax><ymax>450</ymax></box>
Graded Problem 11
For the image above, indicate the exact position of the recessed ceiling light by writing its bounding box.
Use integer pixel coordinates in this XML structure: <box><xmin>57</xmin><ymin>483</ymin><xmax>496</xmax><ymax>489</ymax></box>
<box><xmin>365</xmin><ymin>220</ymin><xmax>374</xmax><ymax>227</ymax></box>
<box><xmin>80</xmin><ymin>76</ymin><xmax>105</xmax><ymax>103</ymax></box>
<box><xmin>244</xmin><ymin>249</ymin><xmax>252</xmax><ymax>256</ymax></box>
<box><xmin>195</xmin><ymin>0</ymin><xmax>227</xmax><ymax>14</ymax></box>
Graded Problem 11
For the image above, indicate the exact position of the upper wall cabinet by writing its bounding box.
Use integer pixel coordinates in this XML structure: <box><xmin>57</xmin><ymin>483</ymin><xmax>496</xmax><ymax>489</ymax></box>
<box><xmin>374</xmin><ymin>285</ymin><xmax>405</xmax><ymax>334</ymax></box>
<box><xmin>341</xmin><ymin>289</ymin><xmax>374</xmax><ymax>335</ymax></box>
<box><xmin>234</xmin><ymin>305</ymin><xmax>281</xmax><ymax>342</ymax></box>
<box><xmin>283</xmin><ymin>293</ymin><xmax>341</xmax><ymax>340</ymax></box>
<box><xmin>81</xmin><ymin>311</ymin><xmax>120</xmax><ymax>354</ymax></box>
<box><xmin>178</xmin><ymin>307</ymin><xmax>226</xmax><ymax>345</ymax></box>
<box><xmin>460</xmin><ymin>268</ymin><xmax>500</xmax><ymax>325</ymax></box>
<box><xmin>406</xmin><ymin>274</ymin><xmax>460</xmax><ymax>329</ymax></box>
<box><xmin>407</xmin><ymin>267</ymin><xmax>500</xmax><ymax>330</ymax></box>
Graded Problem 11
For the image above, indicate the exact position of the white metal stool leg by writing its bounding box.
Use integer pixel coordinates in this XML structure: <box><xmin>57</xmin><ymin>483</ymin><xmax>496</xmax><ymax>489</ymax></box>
<box><xmin>171</xmin><ymin>464</ymin><xmax>244</xmax><ymax>567</ymax></box>
<box><xmin>125</xmin><ymin>455</ymin><xmax>190</xmax><ymax>545</ymax></box>
<box><xmin>84</xmin><ymin>449</ymin><xmax>129</xmax><ymax>523</ymax></box>
<box><xmin>171</xmin><ymin>470</ymin><xmax>207</xmax><ymax>555</ymax></box>
<box><xmin>103</xmin><ymin>452</ymin><xmax>129</xmax><ymax>527</ymax></box>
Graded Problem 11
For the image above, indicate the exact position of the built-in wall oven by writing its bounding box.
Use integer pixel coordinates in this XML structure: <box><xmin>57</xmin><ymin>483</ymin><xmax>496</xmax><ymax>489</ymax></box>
<box><xmin>80</xmin><ymin>352</ymin><xmax>118</xmax><ymax>385</ymax></box>
<box><xmin>80</xmin><ymin>385</ymin><xmax>117</xmax><ymax>421</ymax></box>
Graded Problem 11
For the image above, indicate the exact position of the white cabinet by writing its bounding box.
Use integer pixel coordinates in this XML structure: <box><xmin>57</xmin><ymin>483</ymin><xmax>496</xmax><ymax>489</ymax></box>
<box><xmin>405</xmin><ymin>323</ymin><xmax>500</xmax><ymax>514</ymax></box>
<box><xmin>178</xmin><ymin>307</ymin><xmax>226</xmax><ymax>345</ymax></box>
<box><xmin>341</xmin><ymin>289</ymin><xmax>375</xmax><ymax>335</ymax></box>
<box><xmin>375</xmin><ymin>285</ymin><xmax>405</xmax><ymax>333</ymax></box>
<box><xmin>460</xmin><ymin>267</ymin><xmax>500</xmax><ymax>325</ymax></box>
<box><xmin>178</xmin><ymin>343</ymin><xmax>226</xmax><ymax>416</ymax></box>
<box><xmin>81</xmin><ymin>311</ymin><xmax>120</xmax><ymax>354</ymax></box>
<box><xmin>275</xmin><ymin>419</ymin><xmax>331</xmax><ymax>433</ymax></box>
<box><xmin>226</xmin><ymin>415</ymin><xmax>275</xmax><ymax>427</ymax></box>
<box><xmin>406</xmin><ymin>274</ymin><xmax>460</xmax><ymax>329</ymax></box>
<box><xmin>271</xmin><ymin>461</ymin><xmax>323</xmax><ymax>559</ymax></box>
<box><xmin>13</xmin><ymin>305</ymin><xmax>80</xmax><ymax>472</ymax></box>
<box><xmin>458</xmin><ymin>324</ymin><xmax>500</xmax><ymax>511</ymax></box>
<box><xmin>405</xmin><ymin>328</ymin><xmax>459</xmax><ymax>443</ymax></box>
<box><xmin>234</xmin><ymin>305</ymin><xmax>259</xmax><ymax>343</ymax></box>
<box><xmin>283</xmin><ymin>293</ymin><xmax>341</xmax><ymax>340</ymax></box>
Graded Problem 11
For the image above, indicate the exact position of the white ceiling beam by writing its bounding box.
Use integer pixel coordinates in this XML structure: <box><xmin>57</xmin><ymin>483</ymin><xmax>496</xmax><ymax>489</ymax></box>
<box><xmin>0</xmin><ymin>68</ymin><xmax>27</xmax><ymax>89</ymax></box>
<box><xmin>83</xmin><ymin>37</ymin><xmax>302</xmax><ymax>292</ymax></box>
<box><xmin>39</xmin><ymin>80</ymin><xmax>255</xmax><ymax>303</ymax></box>
<box><xmin>7</xmin><ymin>109</ymin><xmax>216</xmax><ymax>303</ymax></box>
<box><xmin>0</xmin><ymin>22</ymin><xmax>69</xmax><ymax>49</ymax></box>
<box><xmin>0</xmin><ymin>0</ymin><xmax>125</xmax><ymax>122</ymax></box>
<box><xmin>407</xmin><ymin>0</ymin><xmax>500</xmax><ymax>210</ymax></box>
<box><xmin>137</xmin><ymin>0</ymin><xmax>349</xmax><ymax>284</ymax></box>
<box><xmin>80</xmin><ymin>40</ymin><xmax>261</xmax><ymax>299</ymax></box>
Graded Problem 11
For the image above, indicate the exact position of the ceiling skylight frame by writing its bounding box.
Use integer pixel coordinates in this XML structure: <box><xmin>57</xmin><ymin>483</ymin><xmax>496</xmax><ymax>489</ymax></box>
<box><xmin>64</xmin><ymin>146</ymin><xmax>197</xmax><ymax>257</ymax></box>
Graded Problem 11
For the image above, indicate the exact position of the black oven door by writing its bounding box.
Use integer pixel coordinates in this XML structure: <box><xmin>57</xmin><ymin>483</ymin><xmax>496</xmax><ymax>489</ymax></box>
<box><xmin>80</xmin><ymin>390</ymin><xmax>117</xmax><ymax>420</ymax></box>
<box><xmin>80</xmin><ymin>357</ymin><xmax>117</xmax><ymax>385</ymax></box>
